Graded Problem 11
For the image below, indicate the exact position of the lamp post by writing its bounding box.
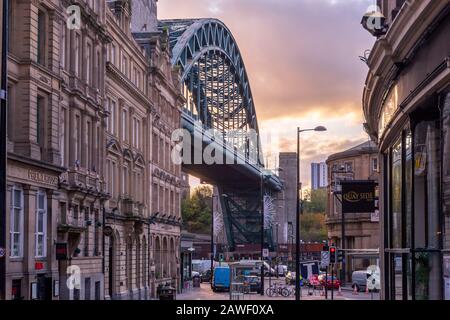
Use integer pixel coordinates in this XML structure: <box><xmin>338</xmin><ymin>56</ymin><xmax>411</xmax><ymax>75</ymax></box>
<box><xmin>295</xmin><ymin>126</ymin><xmax>326</xmax><ymax>301</ymax></box>
<box><xmin>210</xmin><ymin>194</ymin><xmax>215</xmax><ymax>286</ymax></box>
<box><xmin>260</xmin><ymin>172</ymin><xmax>266</xmax><ymax>295</ymax></box>
<box><xmin>330</xmin><ymin>168</ymin><xmax>353</xmax><ymax>286</ymax></box>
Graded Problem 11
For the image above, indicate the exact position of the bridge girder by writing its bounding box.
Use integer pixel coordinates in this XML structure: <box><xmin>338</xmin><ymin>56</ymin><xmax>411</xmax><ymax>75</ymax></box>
<box><xmin>159</xmin><ymin>19</ymin><xmax>258</xmax><ymax>143</ymax></box>
<box><xmin>160</xmin><ymin>18</ymin><xmax>282</xmax><ymax>250</ymax></box>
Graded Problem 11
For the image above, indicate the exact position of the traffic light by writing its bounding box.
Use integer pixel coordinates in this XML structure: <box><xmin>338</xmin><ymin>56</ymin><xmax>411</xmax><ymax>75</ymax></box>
<box><xmin>338</xmin><ymin>250</ymin><xmax>344</xmax><ymax>263</ymax></box>
<box><xmin>329</xmin><ymin>246</ymin><xmax>337</xmax><ymax>264</ymax></box>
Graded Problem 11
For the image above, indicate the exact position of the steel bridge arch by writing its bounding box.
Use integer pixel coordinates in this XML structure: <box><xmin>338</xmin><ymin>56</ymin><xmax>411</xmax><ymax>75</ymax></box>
<box><xmin>160</xmin><ymin>19</ymin><xmax>281</xmax><ymax>250</ymax></box>
<box><xmin>160</xmin><ymin>18</ymin><xmax>259</xmax><ymax>135</ymax></box>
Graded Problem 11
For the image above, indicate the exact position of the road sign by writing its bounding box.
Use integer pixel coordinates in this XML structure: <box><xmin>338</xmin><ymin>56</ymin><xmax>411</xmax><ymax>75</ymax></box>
<box><xmin>262</xmin><ymin>248</ymin><xmax>269</xmax><ymax>258</ymax></box>
<box><xmin>321</xmin><ymin>250</ymin><xmax>330</xmax><ymax>267</ymax></box>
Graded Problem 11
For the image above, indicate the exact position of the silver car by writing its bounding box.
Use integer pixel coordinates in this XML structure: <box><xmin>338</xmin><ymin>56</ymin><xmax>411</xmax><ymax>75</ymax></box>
<box><xmin>351</xmin><ymin>270</ymin><xmax>367</xmax><ymax>292</ymax></box>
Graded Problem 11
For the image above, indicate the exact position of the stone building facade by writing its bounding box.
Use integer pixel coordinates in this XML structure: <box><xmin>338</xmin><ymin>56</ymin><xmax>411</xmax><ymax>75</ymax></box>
<box><xmin>326</xmin><ymin>141</ymin><xmax>380</xmax><ymax>281</ymax></box>
<box><xmin>3</xmin><ymin>0</ymin><xmax>183</xmax><ymax>300</ymax></box>
<box><xmin>362</xmin><ymin>0</ymin><xmax>450</xmax><ymax>300</ymax></box>
<box><xmin>103</xmin><ymin>0</ymin><xmax>183</xmax><ymax>300</ymax></box>
<box><xmin>6</xmin><ymin>0</ymin><xmax>110</xmax><ymax>300</ymax></box>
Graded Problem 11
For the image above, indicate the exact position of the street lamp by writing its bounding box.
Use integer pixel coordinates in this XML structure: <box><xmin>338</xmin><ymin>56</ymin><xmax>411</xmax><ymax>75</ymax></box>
<box><xmin>295</xmin><ymin>126</ymin><xmax>327</xmax><ymax>301</ymax></box>
<box><xmin>260</xmin><ymin>172</ymin><xmax>268</xmax><ymax>295</ymax></box>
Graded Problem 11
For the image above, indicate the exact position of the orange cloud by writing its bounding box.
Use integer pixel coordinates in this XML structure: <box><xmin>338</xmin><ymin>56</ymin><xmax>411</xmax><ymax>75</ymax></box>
<box><xmin>159</xmin><ymin>0</ymin><xmax>375</xmax><ymax>188</ymax></box>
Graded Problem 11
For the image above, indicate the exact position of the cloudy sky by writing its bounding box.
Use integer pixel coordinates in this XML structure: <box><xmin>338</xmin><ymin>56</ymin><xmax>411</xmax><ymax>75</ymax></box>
<box><xmin>159</xmin><ymin>0</ymin><xmax>376</xmax><ymax>188</ymax></box>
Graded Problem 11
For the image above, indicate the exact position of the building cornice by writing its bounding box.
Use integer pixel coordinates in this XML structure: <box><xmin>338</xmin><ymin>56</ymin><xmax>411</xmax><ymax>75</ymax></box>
<box><xmin>362</xmin><ymin>0</ymin><xmax>450</xmax><ymax>139</ymax></box>
<box><xmin>106</xmin><ymin>61</ymin><xmax>154</xmax><ymax>112</ymax></box>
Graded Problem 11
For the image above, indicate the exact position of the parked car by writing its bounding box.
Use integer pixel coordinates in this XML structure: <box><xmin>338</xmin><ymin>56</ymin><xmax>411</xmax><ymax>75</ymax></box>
<box><xmin>352</xmin><ymin>269</ymin><xmax>380</xmax><ymax>292</ymax></box>
<box><xmin>212</xmin><ymin>267</ymin><xmax>230</xmax><ymax>292</ymax></box>
<box><xmin>320</xmin><ymin>276</ymin><xmax>341</xmax><ymax>290</ymax></box>
<box><xmin>307</xmin><ymin>274</ymin><xmax>321</xmax><ymax>287</ymax></box>
<box><xmin>241</xmin><ymin>275</ymin><xmax>262</xmax><ymax>294</ymax></box>
<box><xmin>352</xmin><ymin>270</ymin><xmax>367</xmax><ymax>292</ymax></box>
<box><xmin>200</xmin><ymin>270</ymin><xmax>212</xmax><ymax>283</ymax></box>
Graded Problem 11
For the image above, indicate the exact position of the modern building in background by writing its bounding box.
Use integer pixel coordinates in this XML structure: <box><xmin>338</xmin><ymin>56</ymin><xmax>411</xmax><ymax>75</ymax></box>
<box><xmin>3</xmin><ymin>0</ymin><xmax>183</xmax><ymax>300</ymax></box>
<box><xmin>311</xmin><ymin>162</ymin><xmax>327</xmax><ymax>190</ymax></box>
<box><xmin>362</xmin><ymin>0</ymin><xmax>450</xmax><ymax>300</ymax></box>
<box><xmin>326</xmin><ymin>141</ymin><xmax>380</xmax><ymax>281</ymax></box>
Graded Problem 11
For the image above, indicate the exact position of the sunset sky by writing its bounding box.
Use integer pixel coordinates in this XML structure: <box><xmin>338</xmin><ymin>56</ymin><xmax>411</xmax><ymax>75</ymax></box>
<box><xmin>159</xmin><ymin>0</ymin><xmax>376</xmax><ymax>188</ymax></box>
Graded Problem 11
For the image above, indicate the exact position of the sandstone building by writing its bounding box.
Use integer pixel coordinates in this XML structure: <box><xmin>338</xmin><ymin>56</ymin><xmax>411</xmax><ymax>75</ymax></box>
<box><xmin>3</xmin><ymin>0</ymin><xmax>183</xmax><ymax>300</ymax></box>
<box><xmin>326</xmin><ymin>141</ymin><xmax>380</xmax><ymax>282</ymax></box>
<box><xmin>362</xmin><ymin>0</ymin><xmax>450</xmax><ymax>300</ymax></box>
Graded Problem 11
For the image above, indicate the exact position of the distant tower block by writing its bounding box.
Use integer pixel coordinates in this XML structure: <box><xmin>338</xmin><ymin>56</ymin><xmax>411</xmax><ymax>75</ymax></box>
<box><xmin>131</xmin><ymin>0</ymin><xmax>158</xmax><ymax>32</ymax></box>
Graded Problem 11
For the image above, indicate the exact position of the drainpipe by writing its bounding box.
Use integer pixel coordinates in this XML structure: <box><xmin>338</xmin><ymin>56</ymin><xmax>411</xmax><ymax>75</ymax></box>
<box><xmin>102</xmin><ymin>207</ymin><xmax>106</xmax><ymax>277</ymax></box>
<box><xmin>0</xmin><ymin>0</ymin><xmax>10</xmax><ymax>301</ymax></box>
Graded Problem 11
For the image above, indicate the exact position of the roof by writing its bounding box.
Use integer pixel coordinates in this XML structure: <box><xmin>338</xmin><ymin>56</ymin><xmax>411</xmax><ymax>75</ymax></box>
<box><xmin>326</xmin><ymin>140</ymin><xmax>378</xmax><ymax>163</ymax></box>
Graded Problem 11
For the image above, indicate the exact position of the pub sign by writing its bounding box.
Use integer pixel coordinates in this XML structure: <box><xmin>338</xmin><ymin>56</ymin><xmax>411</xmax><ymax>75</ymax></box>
<box><xmin>341</xmin><ymin>180</ymin><xmax>375</xmax><ymax>213</ymax></box>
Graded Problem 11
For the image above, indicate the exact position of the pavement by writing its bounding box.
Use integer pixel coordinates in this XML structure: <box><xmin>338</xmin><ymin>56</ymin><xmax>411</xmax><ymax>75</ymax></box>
<box><xmin>177</xmin><ymin>280</ymin><xmax>380</xmax><ymax>301</ymax></box>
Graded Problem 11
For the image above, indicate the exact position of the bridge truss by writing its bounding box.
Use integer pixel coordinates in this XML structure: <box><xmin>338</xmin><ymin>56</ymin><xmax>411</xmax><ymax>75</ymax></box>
<box><xmin>160</xmin><ymin>19</ymin><xmax>279</xmax><ymax>251</ymax></box>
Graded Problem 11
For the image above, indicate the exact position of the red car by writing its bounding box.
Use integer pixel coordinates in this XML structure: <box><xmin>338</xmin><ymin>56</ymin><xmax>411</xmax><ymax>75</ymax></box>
<box><xmin>319</xmin><ymin>275</ymin><xmax>341</xmax><ymax>289</ymax></box>
<box><xmin>307</xmin><ymin>274</ymin><xmax>321</xmax><ymax>287</ymax></box>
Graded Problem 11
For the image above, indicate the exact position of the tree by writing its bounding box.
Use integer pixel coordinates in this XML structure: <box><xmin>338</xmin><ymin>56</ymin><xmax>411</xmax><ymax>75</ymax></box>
<box><xmin>302</xmin><ymin>188</ymin><xmax>327</xmax><ymax>214</ymax></box>
<box><xmin>299</xmin><ymin>212</ymin><xmax>327</xmax><ymax>242</ymax></box>
<box><xmin>181</xmin><ymin>185</ymin><xmax>213</xmax><ymax>234</ymax></box>
<box><xmin>300</xmin><ymin>188</ymin><xmax>328</xmax><ymax>242</ymax></box>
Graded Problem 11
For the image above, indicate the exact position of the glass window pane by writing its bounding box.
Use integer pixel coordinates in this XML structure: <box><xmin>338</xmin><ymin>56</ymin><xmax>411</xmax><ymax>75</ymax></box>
<box><xmin>14</xmin><ymin>209</ymin><xmax>21</xmax><ymax>232</ymax></box>
<box><xmin>405</xmin><ymin>132</ymin><xmax>412</xmax><ymax>248</ymax></box>
<box><xmin>38</xmin><ymin>193</ymin><xmax>45</xmax><ymax>210</ymax></box>
<box><xmin>391</xmin><ymin>140</ymin><xmax>402</xmax><ymax>248</ymax></box>
<box><xmin>37</xmin><ymin>235</ymin><xmax>44</xmax><ymax>256</ymax></box>
<box><xmin>13</xmin><ymin>234</ymin><xmax>20</xmax><ymax>256</ymax></box>
<box><xmin>407</xmin><ymin>254</ymin><xmax>413</xmax><ymax>300</ymax></box>
<box><xmin>392</xmin><ymin>254</ymin><xmax>403</xmax><ymax>300</ymax></box>
<box><xmin>415</xmin><ymin>252</ymin><xmax>429</xmax><ymax>300</ymax></box>
<box><xmin>38</xmin><ymin>211</ymin><xmax>44</xmax><ymax>232</ymax></box>
<box><xmin>14</xmin><ymin>190</ymin><xmax>21</xmax><ymax>207</ymax></box>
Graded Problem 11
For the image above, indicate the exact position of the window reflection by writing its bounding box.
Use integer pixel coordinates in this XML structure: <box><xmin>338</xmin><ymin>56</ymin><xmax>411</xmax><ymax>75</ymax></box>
<box><xmin>414</xmin><ymin>120</ymin><xmax>442</xmax><ymax>300</ymax></box>
<box><xmin>405</xmin><ymin>132</ymin><xmax>412</xmax><ymax>249</ymax></box>
<box><xmin>391</xmin><ymin>139</ymin><xmax>402</xmax><ymax>249</ymax></box>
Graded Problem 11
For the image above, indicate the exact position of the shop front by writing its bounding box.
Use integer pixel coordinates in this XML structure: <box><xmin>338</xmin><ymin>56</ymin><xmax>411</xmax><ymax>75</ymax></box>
<box><xmin>362</xmin><ymin>1</ymin><xmax>450</xmax><ymax>300</ymax></box>
<box><xmin>380</xmin><ymin>98</ymin><xmax>448</xmax><ymax>300</ymax></box>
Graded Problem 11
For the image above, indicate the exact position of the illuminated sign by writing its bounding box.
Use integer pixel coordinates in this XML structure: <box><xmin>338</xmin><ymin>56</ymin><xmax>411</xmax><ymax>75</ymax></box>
<box><xmin>341</xmin><ymin>181</ymin><xmax>376</xmax><ymax>213</ymax></box>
